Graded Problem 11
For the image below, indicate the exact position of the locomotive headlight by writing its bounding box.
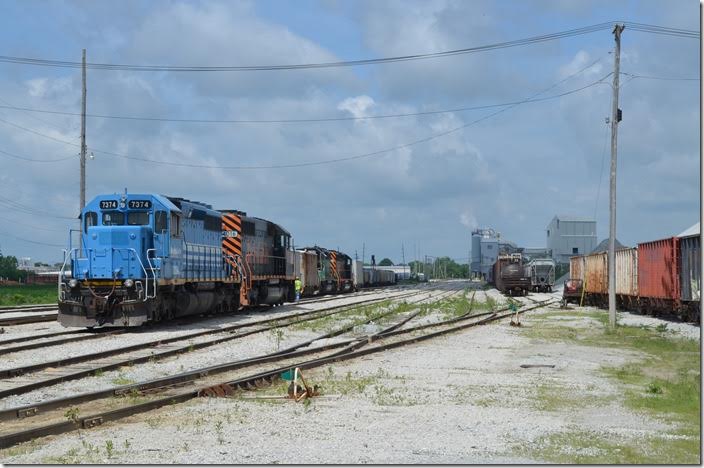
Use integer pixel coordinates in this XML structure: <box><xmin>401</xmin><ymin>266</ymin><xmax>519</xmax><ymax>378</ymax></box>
<box><xmin>124</xmin><ymin>278</ymin><xmax>134</xmax><ymax>288</ymax></box>
<box><xmin>68</xmin><ymin>279</ymin><xmax>79</xmax><ymax>288</ymax></box>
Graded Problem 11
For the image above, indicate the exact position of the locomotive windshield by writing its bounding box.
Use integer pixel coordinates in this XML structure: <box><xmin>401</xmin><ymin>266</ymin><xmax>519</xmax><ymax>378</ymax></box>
<box><xmin>127</xmin><ymin>212</ymin><xmax>150</xmax><ymax>225</ymax></box>
<box><xmin>84</xmin><ymin>212</ymin><xmax>97</xmax><ymax>233</ymax></box>
<box><xmin>102</xmin><ymin>211</ymin><xmax>124</xmax><ymax>225</ymax></box>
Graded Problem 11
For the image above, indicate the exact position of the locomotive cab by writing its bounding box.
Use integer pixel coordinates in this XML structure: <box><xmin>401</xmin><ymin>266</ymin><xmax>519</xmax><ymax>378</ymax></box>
<box><xmin>58</xmin><ymin>193</ymin><xmax>181</xmax><ymax>327</ymax></box>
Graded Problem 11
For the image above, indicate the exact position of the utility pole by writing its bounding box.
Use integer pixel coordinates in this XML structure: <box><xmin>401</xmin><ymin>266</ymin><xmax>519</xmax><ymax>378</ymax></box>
<box><xmin>401</xmin><ymin>243</ymin><xmax>406</xmax><ymax>278</ymax></box>
<box><xmin>80</xmin><ymin>49</ymin><xmax>87</xmax><ymax>211</ymax></box>
<box><xmin>362</xmin><ymin>243</ymin><xmax>365</xmax><ymax>266</ymax></box>
<box><xmin>608</xmin><ymin>24</ymin><xmax>624</xmax><ymax>329</ymax></box>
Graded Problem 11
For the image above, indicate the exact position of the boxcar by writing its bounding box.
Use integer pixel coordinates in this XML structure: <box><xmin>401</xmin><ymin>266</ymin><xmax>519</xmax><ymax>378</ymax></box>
<box><xmin>679</xmin><ymin>234</ymin><xmax>700</xmax><ymax>320</ymax></box>
<box><xmin>569</xmin><ymin>256</ymin><xmax>585</xmax><ymax>283</ymax></box>
<box><xmin>637</xmin><ymin>237</ymin><xmax>680</xmax><ymax>315</ymax></box>
<box><xmin>584</xmin><ymin>252</ymin><xmax>608</xmax><ymax>298</ymax></box>
<box><xmin>294</xmin><ymin>249</ymin><xmax>320</xmax><ymax>296</ymax></box>
<box><xmin>352</xmin><ymin>260</ymin><xmax>364</xmax><ymax>290</ymax></box>
<box><xmin>615</xmin><ymin>248</ymin><xmax>638</xmax><ymax>309</ymax></box>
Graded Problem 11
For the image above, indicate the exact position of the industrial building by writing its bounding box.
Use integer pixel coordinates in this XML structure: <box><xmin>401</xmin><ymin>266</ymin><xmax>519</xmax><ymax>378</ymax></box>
<box><xmin>546</xmin><ymin>215</ymin><xmax>597</xmax><ymax>264</ymax></box>
<box><xmin>470</xmin><ymin>228</ymin><xmax>519</xmax><ymax>281</ymax></box>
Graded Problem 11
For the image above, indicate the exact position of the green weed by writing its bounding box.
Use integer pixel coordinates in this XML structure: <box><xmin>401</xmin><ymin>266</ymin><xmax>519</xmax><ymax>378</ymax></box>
<box><xmin>0</xmin><ymin>284</ymin><xmax>56</xmax><ymax>306</ymax></box>
<box><xmin>111</xmin><ymin>374</ymin><xmax>135</xmax><ymax>386</ymax></box>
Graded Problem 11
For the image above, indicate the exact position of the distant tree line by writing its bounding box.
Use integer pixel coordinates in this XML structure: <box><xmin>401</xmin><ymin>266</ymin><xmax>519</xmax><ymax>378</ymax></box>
<box><xmin>0</xmin><ymin>255</ymin><xmax>27</xmax><ymax>281</ymax></box>
<box><xmin>364</xmin><ymin>256</ymin><xmax>470</xmax><ymax>279</ymax></box>
<box><xmin>408</xmin><ymin>257</ymin><xmax>468</xmax><ymax>279</ymax></box>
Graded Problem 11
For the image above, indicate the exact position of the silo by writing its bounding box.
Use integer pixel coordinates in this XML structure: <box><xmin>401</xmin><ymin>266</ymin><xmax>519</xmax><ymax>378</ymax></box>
<box><xmin>471</xmin><ymin>230</ymin><xmax>482</xmax><ymax>276</ymax></box>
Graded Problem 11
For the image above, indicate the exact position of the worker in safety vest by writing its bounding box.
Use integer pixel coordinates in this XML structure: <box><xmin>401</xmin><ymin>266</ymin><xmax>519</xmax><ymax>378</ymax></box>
<box><xmin>294</xmin><ymin>277</ymin><xmax>302</xmax><ymax>302</ymax></box>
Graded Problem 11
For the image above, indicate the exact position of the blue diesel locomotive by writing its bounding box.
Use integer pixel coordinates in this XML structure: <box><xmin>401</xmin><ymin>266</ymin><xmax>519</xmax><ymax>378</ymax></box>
<box><xmin>58</xmin><ymin>192</ymin><xmax>295</xmax><ymax>327</ymax></box>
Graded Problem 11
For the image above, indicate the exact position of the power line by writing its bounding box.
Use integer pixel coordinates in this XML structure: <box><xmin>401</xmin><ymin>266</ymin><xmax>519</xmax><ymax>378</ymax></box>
<box><xmin>621</xmin><ymin>20</ymin><xmax>699</xmax><ymax>34</ymax></box>
<box><xmin>0</xmin><ymin>70</ymin><xmax>692</xmax><ymax>127</ymax></box>
<box><xmin>0</xmin><ymin>23</ymin><xmax>616</xmax><ymax>72</ymax></box>
<box><xmin>0</xmin><ymin>21</ymin><xmax>694</xmax><ymax>73</ymax></box>
<box><xmin>0</xmin><ymin>194</ymin><xmax>75</xmax><ymax>220</ymax></box>
<box><xmin>0</xmin><ymin>81</ymin><xmax>612</xmax><ymax>124</ymax></box>
<box><xmin>0</xmin><ymin>229</ymin><xmax>64</xmax><ymax>248</ymax></box>
<box><xmin>620</xmin><ymin>72</ymin><xmax>699</xmax><ymax>81</ymax></box>
<box><xmin>0</xmin><ymin>63</ymin><xmax>611</xmax><ymax>170</ymax></box>
<box><xmin>622</xmin><ymin>21</ymin><xmax>699</xmax><ymax>39</ymax></box>
<box><xmin>0</xmin><ymin>214</ymin><xmax>66</xmax><ymax>232</ymax></box>
<box><xmin>0</xmin><ymin>147</ymin><xmax>75</xmax><ymax>163</ymax></box>
<box><xmin>593</xmin><ymin>111</ymin><xmax>611</xmax><ymax>221</ymax></box>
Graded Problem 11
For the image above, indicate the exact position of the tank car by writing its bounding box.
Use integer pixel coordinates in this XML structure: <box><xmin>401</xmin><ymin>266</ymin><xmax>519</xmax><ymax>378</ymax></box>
<box><xmin>58</xmin><ymin>193</ymin><xmax>239</xmax><ymax>327</ymax></box>
<box><xmin>493</xmin><ymin>254</ymin><xmax>530</xmax><ymax>296</ymax></box>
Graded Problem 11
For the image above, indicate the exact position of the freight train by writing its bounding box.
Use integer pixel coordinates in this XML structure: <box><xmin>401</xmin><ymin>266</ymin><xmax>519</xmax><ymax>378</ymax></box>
<box><xmin>492</xmin><ymin>254</ymin><xmax>531</xmax><ymax>296</ymax></box>
<box><xmin>566</xmin><ymin>232</ymin><xmax>700</xmax><ymax>322</ymax></box>
<box><xmin>57</xmin><ymin>192</ymin><xmax>393</xmax><ymax>328</ymax></box>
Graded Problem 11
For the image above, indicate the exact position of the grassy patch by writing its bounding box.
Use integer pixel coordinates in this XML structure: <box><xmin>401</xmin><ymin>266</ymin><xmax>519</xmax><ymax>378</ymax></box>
<box><xmin>0</xmin><ymin>284</ymin><xmax>57</xmax><ymax>306</ymax></box>
<box><xmin>317</xmin><ymin>367</ymin><xmax>384</xmax><ymax>396</ymax></box>
<box><xmin>532</xmin><ymin>382</ymin><xmax>609</xmax><ymax>412</ymax></box>
<box><xmin>111</xmin><ymin>374</ymin><xmax>136</xmax><ymax>386</ymax></box>
<box><xmin>290</xmin><ymin>300</ymin><xmax>393</xmax><ymax>333</ymax></box>
<box><xmin>0</xmin><ymin>439</ymin><xmax>43</xmax><ymax>459</ymax></box>
<box><xmin>517</xmin><ymin>428</ymin><xmax>699</xmax><ymax>464</ymax></box>
<box><xmin>518</xmin><ymin>308</ymin><xmax>700</xmax><ymax>463</ymax></box>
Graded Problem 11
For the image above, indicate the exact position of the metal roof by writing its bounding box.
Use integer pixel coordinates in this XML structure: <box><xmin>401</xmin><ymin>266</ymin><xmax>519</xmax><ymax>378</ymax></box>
<box><xmin>553</xmin><ymin>215</ymin><xmax>596</xmax><ymax>223</ymax></box>
<box><xmin>591</xmin><ymin>238</ymin><xmax>626</xmax><ymax>253</ymax></box>
<box><xmin>677</xmin><ymin>222</ymin><xmax>700</xmax><ymax>238</ymax></box>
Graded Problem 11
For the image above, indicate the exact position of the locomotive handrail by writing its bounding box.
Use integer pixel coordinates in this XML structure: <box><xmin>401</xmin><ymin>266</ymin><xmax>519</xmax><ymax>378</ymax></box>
<box><xmin>119</xmin><ymin>248</ymin><xmax>152</xmax><ymax>301</ymax></box>
<box><xmin>145</xmin><ymin>248</ymin><xmax>159</xmax><ymax>300</ymax></box>
<box><xmin>245</xmin><ymin>253</ymin><xmax>288</xmax><ymax>277</ymax></box>
<box><xmin>223</xmin><ymin>254</ymin><xmax>247</xmax><ymax>284</ymax></box>
<box><xmin>58</xmin><ymin>248</ymin><xmax>78</xmax><ymax>301</ymax></box>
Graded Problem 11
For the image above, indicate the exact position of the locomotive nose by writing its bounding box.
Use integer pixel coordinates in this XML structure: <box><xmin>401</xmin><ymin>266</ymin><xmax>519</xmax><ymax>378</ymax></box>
<box><xmin>80</xmin><ymin>225</ymin><xmax>153</xmax><ymax>279</ymax></box>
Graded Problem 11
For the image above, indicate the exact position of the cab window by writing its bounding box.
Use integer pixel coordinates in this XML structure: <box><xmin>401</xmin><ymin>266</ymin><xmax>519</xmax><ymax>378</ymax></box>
<box><xmin>103</xmin><ymin>211</ymin><xmax>124</xmax><ymax>225</ymax></box>
<box><xmin>155</xmin><ymin>211</ymin><xmax>168</xmax><ymax>233</ymax></box>
<box><xmin>84</xmin><ymin>211</ymin><xmax>97</xmax><ymax>233</ymax></box>
<box><xmin>170</xmin><ymin>213</ymin><xmax>180</xmax><ymax>237</ymax></box>
<box><xmin>127</xmin><ymin>212</ymin><xmax>150</xmax><ymax>225</ymax></box>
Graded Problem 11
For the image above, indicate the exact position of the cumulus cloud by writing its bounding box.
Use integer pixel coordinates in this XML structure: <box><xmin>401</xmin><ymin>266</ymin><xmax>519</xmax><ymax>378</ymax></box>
<box><xmin>337</xmin><ymin>95</ymin><xmax>375</xmax><ymax>118</ymax></box>
<box><xmin>0</xmin><ymin>0</ymin><xmax>698</xmax><ymax>263</ymax></box>
<box><xmin>559</xmin><ymin>50</ymin><xmax>604</xmax><ymax>79</ymax></box>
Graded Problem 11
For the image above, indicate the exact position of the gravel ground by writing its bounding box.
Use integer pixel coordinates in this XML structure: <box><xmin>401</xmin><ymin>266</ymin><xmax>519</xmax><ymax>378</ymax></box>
<box><xmin>616</xmin><ymin>311</ymin><xmax>700</xmax><ymax>340</ymax></box>
<box><xmin>3</xmin><ymin>284</ymin><xmax>693</xmax><ymax>464</ymax></box>
<box><xmin>0</xmin><ymin>286</ymin><xmax>445</xmax><ymax>409</ymax></box>
<box><xmin>0</xmin><ymin>288</ymin><xmax>408</xmax><ymax>343</ymax></box>
<box><xmin>0</xmin><ymin>288</ymin><xmax>413</xmax><ymax>363</ymax></box>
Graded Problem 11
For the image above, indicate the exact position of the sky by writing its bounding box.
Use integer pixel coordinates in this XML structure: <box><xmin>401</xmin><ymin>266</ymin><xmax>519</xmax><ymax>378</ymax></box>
<box><xmin>0</xmin><ymin>0</ymin><xmax>699</xmax><ymax>265</ymax></box>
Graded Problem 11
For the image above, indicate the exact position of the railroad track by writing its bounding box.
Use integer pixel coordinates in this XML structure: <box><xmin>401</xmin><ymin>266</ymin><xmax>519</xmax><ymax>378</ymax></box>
<box><xmin>0</xmin><ymin>286</ymin><xmax>465</xmax><ymax>423</ymax></box>
<box><xmin>0</xmin><ymin>291</ymin><xmax>553</xmax><ymax>448</ymax></box>
<box><xmin>0</xmin><ymin>287</ymin><xmax>450</xmax><ymax>399</ymax></box>
<box><xmin>0</xmin><ymin>313</ymin><xmax>59</xmax><ymax>327</ymax></box>
<box><xmin>0</xmin><ymin>285</ymin><xmax>410</xmax><ymax>349</ymax></box>
<box><xmin>0</xmin><ymin>304</ymin><xmax>58</xmax><ymax>314</ymax></box>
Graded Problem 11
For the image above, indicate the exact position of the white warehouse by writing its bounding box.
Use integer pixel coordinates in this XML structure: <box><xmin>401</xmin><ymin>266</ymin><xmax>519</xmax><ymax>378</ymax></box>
<box><xmin>546</xmin><ymin>215</ymin><xmax>597</xmax><ymax>264</ymax></box>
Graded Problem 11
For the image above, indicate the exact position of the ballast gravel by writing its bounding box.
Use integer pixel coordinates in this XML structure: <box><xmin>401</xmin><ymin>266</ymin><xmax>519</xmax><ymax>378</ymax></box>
<box><xmin>2</xmin><ymin>282</ymin><xmax>693</xmax><ymax>464</ymax></box>
<box><xmin>0</xmin><ymin>286</ymin><xmax>445</xmax><ymax>409</ymax></box>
